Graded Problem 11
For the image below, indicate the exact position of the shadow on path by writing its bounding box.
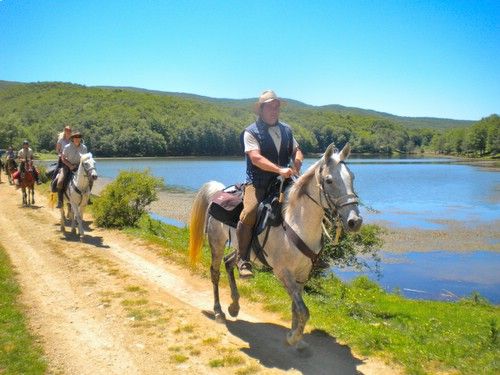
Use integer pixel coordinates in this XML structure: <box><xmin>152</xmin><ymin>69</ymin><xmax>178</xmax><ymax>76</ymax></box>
<box><xmin>203</xmin><ymin>311</ymin><xmax>364</xmax><ymax>375</ymax></box>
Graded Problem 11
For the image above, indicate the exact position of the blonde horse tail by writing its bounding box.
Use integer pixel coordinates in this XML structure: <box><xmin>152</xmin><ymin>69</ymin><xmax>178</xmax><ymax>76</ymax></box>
<box><xmin>49</xmin><ymin>192</ymin><xmax>56</xmax><ymax>209</ymax></box>
<box><xmin>188</xmin><ymin>181</ymin><xmax>224</xmax><ymax>266</ymax></box>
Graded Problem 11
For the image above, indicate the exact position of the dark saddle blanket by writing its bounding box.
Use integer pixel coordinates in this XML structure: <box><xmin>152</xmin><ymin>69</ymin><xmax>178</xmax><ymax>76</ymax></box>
<box><xmin>208</xmin><ymin>181</ymin><xmax>284</xmax><ymax>234</ymax></box>
<box><xmin>208</xmin><ymin>184</ymin><xmax>244</xmax><ymax>228</ymax></box>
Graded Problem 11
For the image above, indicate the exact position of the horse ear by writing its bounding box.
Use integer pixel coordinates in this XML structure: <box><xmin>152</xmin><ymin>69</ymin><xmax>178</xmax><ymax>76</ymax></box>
<box><xmin>339</xmin><ymin>143</ymin><xmax>351</xmax><ymax>161</ymax></box>
<box><xmin>324</xmin><ymin>143</ymin><xmax>336</xmax><ymax>161</ymax></box>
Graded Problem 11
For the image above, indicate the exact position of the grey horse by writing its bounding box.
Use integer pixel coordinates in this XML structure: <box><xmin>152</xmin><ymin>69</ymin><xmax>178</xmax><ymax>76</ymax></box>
<box><xmin>189</xmin><ymin>143</ymin><xmax>362</xmax><ymax>349</ymax></box>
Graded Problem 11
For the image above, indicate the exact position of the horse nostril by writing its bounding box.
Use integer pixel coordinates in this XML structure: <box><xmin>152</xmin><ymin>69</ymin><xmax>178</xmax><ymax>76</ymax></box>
<box><xmin>348</xmin><ymin>217</ymin><xmax>362</xmax><ymax>231</ymax></box>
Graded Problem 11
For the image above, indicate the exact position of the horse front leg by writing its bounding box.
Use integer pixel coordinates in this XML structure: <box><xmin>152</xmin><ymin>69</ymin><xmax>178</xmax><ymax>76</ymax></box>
<box><xmin>280</xmin><ymin>272</ymin><xmax>309</xmax><ymax>348</ymax></box>
<box><xmin>30</xmin><ymin>188</ymin><xmax>35</xmax><ymax>205</ymax></box>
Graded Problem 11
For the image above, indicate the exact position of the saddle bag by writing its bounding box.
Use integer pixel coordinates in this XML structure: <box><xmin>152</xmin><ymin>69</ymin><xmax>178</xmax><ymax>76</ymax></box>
<box><xmin>208</xmin><ymin>184</ymin><xmax>244</xmax><ymax>228</ymax></box>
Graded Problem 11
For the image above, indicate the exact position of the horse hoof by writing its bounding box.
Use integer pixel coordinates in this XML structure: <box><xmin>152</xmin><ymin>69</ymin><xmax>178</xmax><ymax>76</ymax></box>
<box><xmin>214</xmin><ymin>312</ymin><xmax>226</xmax><ymax>323</ymax></box>
<box><xmin>295</xmin><ymin>340</ymin><xmax>309</xmax><ymax>351</ymax></box>
<box><xmin>286</xmin><ymin>331</ymin><xmax>301</xmax><ymax>347</ymax></box>
<box><xmin>228</xmin><ymin>303</ymin><xmax>240</xmax><ymax>318</ymax></box>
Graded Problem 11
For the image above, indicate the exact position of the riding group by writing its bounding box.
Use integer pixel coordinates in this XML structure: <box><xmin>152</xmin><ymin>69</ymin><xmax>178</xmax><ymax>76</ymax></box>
<box><xmin>2</xmin><ymin>126</ymin><xmax>97</xmax><ymax>236</ymax></box>
<box><xmin>2</xmin><ymin>89</ymin><xmax>362</xmax><ymax>348</ymax></box>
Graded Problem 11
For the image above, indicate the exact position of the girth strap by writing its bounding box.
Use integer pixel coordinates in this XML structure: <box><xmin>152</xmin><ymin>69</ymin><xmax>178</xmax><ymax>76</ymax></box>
<box><xmin>282</xmin><ymin>222</ymin><xmax>319</xmax><ymax>263</ymax></box>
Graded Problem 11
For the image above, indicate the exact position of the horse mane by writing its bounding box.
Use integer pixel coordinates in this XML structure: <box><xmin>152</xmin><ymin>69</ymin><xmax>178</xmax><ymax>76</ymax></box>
<box><xmin>80</xmin><ymin>153</ymin><xmax>92</xmax><ymax>162</ymax></box>
<box><xmin>286</xmin><ymin>160</ymin><xmax>321</xmax><ymax>210</ymax></box>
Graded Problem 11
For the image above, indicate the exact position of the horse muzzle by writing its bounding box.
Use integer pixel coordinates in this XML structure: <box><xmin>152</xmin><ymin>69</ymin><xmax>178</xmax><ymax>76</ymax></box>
<box><xmin>346</xmin><ymin>211</ymin><xmax>363</xmax><ymax>232</ymax></box>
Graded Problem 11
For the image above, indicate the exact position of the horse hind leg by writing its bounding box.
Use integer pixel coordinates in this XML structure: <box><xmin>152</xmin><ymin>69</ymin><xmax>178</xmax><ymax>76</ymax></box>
<box><xmin>207</xmin><ymin>234</ymin><xmax>228</xmax><ymax>323</ymax></box>
<box><xmin>224</xmin><ymin>251</ymin><xmax>240</xmax><ymax>318</ymax></box>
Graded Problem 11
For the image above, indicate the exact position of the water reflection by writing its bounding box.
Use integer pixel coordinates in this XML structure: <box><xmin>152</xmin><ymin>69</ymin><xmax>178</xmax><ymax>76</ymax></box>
<box><xmin>335</xmin><ymin>251</ymin><xmax>500</xmax><ymax>304</ymax></box>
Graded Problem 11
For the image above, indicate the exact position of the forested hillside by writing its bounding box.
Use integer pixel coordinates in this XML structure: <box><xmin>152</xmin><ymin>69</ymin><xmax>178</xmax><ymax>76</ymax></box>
<box><xmin>0</xmin><ymin>82</ymin><xmax>497</xmax><ymax>157</ymax></box>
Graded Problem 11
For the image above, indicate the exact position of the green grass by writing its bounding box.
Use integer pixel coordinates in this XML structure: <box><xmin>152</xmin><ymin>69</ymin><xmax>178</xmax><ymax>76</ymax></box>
<box><xmin>127</xmin><ymin>215</ymin><xmax>500</xmax><ymax>375</ymax></box>
<box><xmin>0</xmin><ymin>245</ymin><xmax>47</xmax><ymax>374</ymax></box>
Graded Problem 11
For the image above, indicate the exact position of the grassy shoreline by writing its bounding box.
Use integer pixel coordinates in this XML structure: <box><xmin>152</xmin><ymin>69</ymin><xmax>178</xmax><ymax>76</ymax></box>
<box><xmin>123</xmin><ymin>215</ymin><xmax>499</xmax><ymax>375</ymax></box>
<box><xmin>0</xmin><ymin>244</ymin><xmax>46</xmax><ymax>374</ymax></box>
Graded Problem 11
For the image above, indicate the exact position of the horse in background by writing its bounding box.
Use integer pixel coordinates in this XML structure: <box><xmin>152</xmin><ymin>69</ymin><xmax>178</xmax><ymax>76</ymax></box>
<box><xmin>18</xmin><ymin>160</ymin><xmax>36</xmax><ymax>206</ymax></box>
<box><xmin>59</xmin><ymin>153</ymin><xmax>97</xmax><ymax>238</ymax></box>
<box><xmin>189</xmin><ymin>143</ymin><xmax>362</xmax><ymax>349</ymax></box>
<box><xmin>5</xmin><ymin>158</ymin><xmax>17</xmax><ymax>185</ymax></box>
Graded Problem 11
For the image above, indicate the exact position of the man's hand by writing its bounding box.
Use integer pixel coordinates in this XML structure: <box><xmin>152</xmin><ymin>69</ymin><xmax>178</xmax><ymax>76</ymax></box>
<box><xmin>278</xmin><ymin>167</ymin><xmax>294</xmax><ymax>179</ymax></box>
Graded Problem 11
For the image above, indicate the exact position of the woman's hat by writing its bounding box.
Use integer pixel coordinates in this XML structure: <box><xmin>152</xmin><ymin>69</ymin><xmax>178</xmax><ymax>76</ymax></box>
<box><xmin>64</xmin><ymin>125</ymin><xmax>72</xmax><ymax>131</ymax></box>
<box><xmin>70</xmin><ymin>131</ymin><xmax>82</xmax><ymax>139</ymax></box>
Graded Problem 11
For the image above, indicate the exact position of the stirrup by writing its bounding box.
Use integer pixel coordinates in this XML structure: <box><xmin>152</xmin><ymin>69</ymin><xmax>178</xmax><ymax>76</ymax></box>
<box><xmin>237</xmin><ymin>260</ymin><xmax>253</xmax><ymax>278</ymax></box>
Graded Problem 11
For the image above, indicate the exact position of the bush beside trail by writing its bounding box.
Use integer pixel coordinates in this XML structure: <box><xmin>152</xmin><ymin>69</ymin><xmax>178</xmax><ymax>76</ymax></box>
<box><xmin>92</xmin><ymin>169</ymin><xmax>164</xmax><ymax>228</ymax></box>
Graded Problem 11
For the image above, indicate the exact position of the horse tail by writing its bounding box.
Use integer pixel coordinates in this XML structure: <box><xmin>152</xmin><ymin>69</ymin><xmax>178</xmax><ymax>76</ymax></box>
<box><xmin>49</xmin><ymin>192</ymin><xmax>56</xmax><ymax>209</ymax></box>
<box><xmin>188</xmin><ymin>181</ymin><xmax>224</xmax><ymax>266</ymax></box>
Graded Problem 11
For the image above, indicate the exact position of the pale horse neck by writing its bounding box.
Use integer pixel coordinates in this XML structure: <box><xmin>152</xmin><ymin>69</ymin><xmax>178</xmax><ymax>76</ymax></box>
<box><xmin>73</xmin><ymin>160</ymin><xmax>90</xmax><ymax>193</ymax></box>
<box><xmin>283</xmin><ymin>171</ymin><xmax>325</xmax><ymax>254</ymax></box>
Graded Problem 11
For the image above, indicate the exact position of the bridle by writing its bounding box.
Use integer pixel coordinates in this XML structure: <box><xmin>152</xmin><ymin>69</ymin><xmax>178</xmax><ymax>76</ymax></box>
<box><xmin>303</xmin><ymin>160</ymin><xmax>359</xmax><ymax>224</ymax></box>
<box><xmin>81</xmin><ymin>159</ymin><xmax>97</xmax><ymax>179</ymax></box>
<box><xmin>278</xmin><ymin>159</ymin><xmax>360</xmax><ymax>267</ymax></box>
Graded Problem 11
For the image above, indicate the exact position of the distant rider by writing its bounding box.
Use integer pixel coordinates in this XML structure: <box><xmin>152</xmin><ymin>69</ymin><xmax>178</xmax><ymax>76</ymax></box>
<box><xmin>57</xmin><ymin>131</ymin><xmax>87</xmax><ymax>208</ymax></box>
<box><xmin>13</xmin><ymin>140</ymin><xmax>41</xmax><ymax>186</ymax></box>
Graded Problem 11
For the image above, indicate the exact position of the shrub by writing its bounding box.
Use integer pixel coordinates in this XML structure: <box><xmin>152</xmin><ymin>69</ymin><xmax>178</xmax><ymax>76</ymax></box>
<box><xmin>92</xmin><ymin>169</ymin><xmax>164</xmax><ymax>228</ymax></box>
<box><xmin>310</xmin><ymin>223</ymin><xmax>383</xmax><ymax>278</ymax></box>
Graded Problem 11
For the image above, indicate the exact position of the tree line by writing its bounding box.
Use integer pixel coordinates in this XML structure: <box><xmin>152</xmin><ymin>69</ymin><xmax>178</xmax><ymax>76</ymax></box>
<box><xmin>0</xmin><ymin>82</ymin><xmax>497</xmax><ymax>158</ymax></box>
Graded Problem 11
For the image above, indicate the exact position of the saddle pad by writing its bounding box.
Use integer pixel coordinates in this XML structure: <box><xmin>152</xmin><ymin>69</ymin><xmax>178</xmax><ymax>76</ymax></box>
<box><xmin>208</xmin><ymin>188</ymin><xmax>243</xmax><ymax>228</ymax></box>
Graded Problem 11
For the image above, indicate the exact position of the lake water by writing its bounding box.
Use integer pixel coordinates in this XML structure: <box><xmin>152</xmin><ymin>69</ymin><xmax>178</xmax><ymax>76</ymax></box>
<box><xmin>89</xmin><ymin>156</ymin><xmax>500</xmax><ymax>303</ymax></box>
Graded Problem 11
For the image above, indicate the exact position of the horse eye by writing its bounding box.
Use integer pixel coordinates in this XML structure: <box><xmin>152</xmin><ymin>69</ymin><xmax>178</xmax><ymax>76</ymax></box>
<box><xmin>325</xmin><ymin>175</ymin><xmax>333</xmax><ymax>184</ymax></box>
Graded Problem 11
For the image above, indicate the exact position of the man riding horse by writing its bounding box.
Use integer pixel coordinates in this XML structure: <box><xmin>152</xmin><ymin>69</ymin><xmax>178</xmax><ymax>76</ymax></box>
<box><xmin>56</xmin><ymin>131</ymin><xmax>87</xmax><ymax>208</ymax></box>
<box><xmin>4</xmin><ymin>146</ymin><xmax>17</xmax><ymax>184</ymax></box>
<box><xmin>13</xmin><ymin>140</ymin><xmax>41</xmax><ymax>187</ymax></box>
<box><xmin>237</xmin><ymin>90</ymin><xmax>304</xmax><ymax>277</ymax></box>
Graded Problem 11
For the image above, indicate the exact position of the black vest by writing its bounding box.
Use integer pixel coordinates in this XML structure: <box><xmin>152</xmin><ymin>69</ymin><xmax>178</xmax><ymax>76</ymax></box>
<box><xmin>241</xmin><ymin>119</ymin><xmax>294</xmax><ymax>189</ymax></box>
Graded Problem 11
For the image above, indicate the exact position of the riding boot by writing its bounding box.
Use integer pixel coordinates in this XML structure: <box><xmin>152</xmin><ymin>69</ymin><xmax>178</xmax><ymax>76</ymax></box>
<box><xmin>56</xmin><ymin>190</ymin><xmax>64</xmax><ymax>209</ymax></box>
<box><xmin>236</xmin><ymin>221</ymin><xmax>254</xmax><ymax>278</ymax></box>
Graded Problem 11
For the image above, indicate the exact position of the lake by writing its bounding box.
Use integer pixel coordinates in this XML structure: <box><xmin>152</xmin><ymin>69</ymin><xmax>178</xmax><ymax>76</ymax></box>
<box><xmin>84</xmin><ymin>156</ymin><xmax>500</xmax><ymax>303</ymax></box>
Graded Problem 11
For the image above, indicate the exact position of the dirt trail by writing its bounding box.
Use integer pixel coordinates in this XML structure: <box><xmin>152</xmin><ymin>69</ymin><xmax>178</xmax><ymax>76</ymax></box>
<box><xmin>0</xmin><ymin>182</ymin><xmax>398</xmax><ymax>374</ymax></box>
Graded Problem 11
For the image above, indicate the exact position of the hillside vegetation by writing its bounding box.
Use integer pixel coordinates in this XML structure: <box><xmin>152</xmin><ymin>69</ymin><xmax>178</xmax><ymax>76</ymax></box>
<box><xmin>0</xmin><ymin>81</ymin><xmax>497</xmax><ymax>157</ymax></box>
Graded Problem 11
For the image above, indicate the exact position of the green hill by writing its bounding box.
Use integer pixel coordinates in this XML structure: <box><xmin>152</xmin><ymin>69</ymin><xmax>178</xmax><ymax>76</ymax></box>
<box><xmin>0</xmin><ymin>81</ymin><xmax>496</xmax><ymax>157</ymax></box>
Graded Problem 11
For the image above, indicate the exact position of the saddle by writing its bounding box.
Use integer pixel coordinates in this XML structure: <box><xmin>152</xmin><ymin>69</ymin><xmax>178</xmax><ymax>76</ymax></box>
<box><xmin>208</xmin><ymin>179</ymin><xmax>287</xmax><ymax>234</ymax></box>
<box><xmin>208</xmin><ymin>184</ymin><xmax>244</xmax><ymax>228</ymax></box>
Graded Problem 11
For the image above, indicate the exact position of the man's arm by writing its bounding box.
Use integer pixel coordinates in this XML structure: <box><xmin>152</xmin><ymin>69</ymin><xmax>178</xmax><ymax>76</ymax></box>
<box><xmin>292</xmin><ymin>147</ymin><xmax>304</xmax><ymax>174</ymax></box>
<box><xmin>247</xmin><ymin>150</ymin><xmax>294</xmax><ymax>179</ymax></box>
<box><xmin>61</xmin><ymin>151</ymin><xmax>76</xmax><ymax>171</ymax></box>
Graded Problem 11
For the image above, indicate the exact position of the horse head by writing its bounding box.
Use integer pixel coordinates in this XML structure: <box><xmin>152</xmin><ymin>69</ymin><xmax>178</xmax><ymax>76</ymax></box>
<box><xmin>317</xmin><ymin>142</ymin><xmax>362</xmax><ymax>232</ymax></box>
<box><xmin>80</xmin><ymin>153</ymin><xmax>98</xmax><ymax>181</ymax></box>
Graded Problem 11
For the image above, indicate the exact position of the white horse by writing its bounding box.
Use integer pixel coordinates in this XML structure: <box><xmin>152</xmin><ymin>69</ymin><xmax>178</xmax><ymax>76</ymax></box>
<box><xmin>189</xmin><ymin>143</ymin><xmax>362</xmax><ymax>349</ymax></box>
<box><xmin>60</xmin><ymin>153</ymin><xmax>97</xmax><ymax>238</ymax></box>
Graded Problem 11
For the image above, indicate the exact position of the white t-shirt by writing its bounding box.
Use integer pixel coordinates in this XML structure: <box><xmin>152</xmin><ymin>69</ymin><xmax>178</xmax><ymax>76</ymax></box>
<box><xmin>17</xmin><ymin>147</ymin><xmax>33</xmax><ymax>161</ymax></box>
<box><xmin>243</xmin><ymin>126</ymin><xmax>299</xmax><ymax>153</ymax></box>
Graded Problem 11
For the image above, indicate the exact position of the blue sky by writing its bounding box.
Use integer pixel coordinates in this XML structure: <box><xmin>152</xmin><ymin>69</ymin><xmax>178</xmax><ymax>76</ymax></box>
<box><xmin>1</xmin><ymin>0</ymin><xmax>499</xmax><ymax>120</ymax></box>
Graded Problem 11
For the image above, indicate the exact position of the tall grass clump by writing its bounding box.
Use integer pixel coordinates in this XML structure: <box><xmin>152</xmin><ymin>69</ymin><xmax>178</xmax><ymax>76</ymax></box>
<box><xmin>0</xmin><ymin>245</ymin><xmax>46</xmax><ymax>374</ymax></box>
<box><xmin>92</xmin><ymin>169</ymin><xmax>164</xmax><ymax>228</ymax></box>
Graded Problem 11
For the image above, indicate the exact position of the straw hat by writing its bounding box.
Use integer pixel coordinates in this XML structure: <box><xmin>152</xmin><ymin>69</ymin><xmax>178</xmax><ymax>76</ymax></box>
<box><xmin>254</xmin><ymin>90</ymin><xmax>285</xmax><ymax>113</ymax></box>
<box><xmin>70</xmin><ymin>131</ymin><xmax>82</xmax><ymax>139</ymax></box>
